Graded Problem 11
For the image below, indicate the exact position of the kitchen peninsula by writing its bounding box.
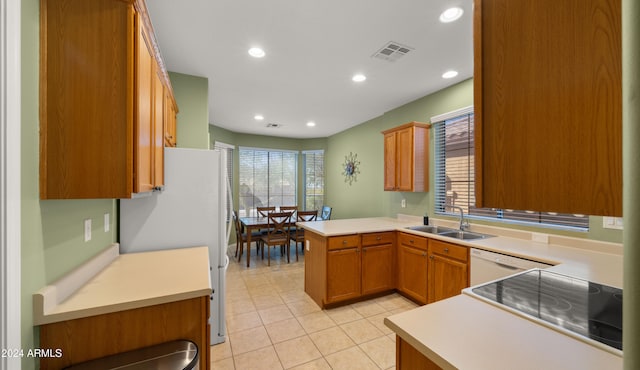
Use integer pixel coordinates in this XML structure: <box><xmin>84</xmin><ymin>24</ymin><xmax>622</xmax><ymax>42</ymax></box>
<box><xmin>297</xmin><ymin>216</ymin><xmax>623</xmax><ymax>369</ymax></box>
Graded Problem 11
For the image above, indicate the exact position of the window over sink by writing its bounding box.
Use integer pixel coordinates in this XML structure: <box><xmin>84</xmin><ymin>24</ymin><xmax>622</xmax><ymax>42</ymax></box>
<box><xmin>433</xmin><ymin>107</ymin><xmax>589</xmax><ymax>231</ymax></box>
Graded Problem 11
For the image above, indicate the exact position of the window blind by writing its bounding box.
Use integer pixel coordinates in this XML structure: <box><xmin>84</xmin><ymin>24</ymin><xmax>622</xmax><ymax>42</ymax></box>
<box><xmin>303</xmin><ymin>150</ymin><xmax>324</xmax><ymax>212</ymax></box>
<box><xmin>238</xmin><ymin>147</ymin><xmax>297</xmax><ymax>216</ymax></box>
<box><xmin>433</xmin><ymin>112</ymin><xmax>589</xmax><ymax>230</ymax></box>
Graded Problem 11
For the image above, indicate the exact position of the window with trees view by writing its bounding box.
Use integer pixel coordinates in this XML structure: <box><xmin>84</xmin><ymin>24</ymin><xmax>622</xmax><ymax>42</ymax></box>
<box><xmin>433</xmin><ymin>109</ymin><xmax>589</xmax><ymax>230</ymax></box>
<box><xmin>303</xmin><ymin>151</ymin><xmax>324</xmax><ymax>212</ymax></box>
<box><xmin>238</xmin><ymin>148</ymin><xmax>297</xmax><ymax>216</ymax></box>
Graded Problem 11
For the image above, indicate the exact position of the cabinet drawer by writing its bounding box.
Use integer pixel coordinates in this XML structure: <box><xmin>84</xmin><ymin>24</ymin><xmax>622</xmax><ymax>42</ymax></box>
<box><xmin>398</xmin><ymin>233</ymin><xmax>427</xmax><ymax>251</ymax></box>
<box><xmin>429</xmin><ymin>240</ymin><xmax>468</xmax><ymax>262</ymax></box>
<box><xmin>361</xmin><ymin>232</ymin><xmax>394</xmax><ymax>247</ymax></box>
<box><xmin>328</xmin><ymin>234</ymin><xmax>360</xmax><ymax>250</ymax></box>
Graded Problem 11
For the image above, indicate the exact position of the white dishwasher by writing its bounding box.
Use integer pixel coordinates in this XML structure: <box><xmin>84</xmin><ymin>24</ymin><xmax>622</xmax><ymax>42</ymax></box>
<box><xmin>470</xmin><ymin>248</ymin><xmax>552</xmax><ymax>286</ymax></box>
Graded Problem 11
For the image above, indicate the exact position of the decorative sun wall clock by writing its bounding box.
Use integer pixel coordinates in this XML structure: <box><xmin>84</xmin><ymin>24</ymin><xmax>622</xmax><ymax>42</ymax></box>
<box><xmin>342</xmin><ymin>152</ymin><xmax>361</xmax><ymax>185</ymax></box>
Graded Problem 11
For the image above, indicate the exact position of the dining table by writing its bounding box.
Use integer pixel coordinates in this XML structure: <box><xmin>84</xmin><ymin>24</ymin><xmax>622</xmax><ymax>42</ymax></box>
<box><xmin>239</xmin><ymin>214</ymin><xmax>296</xmax><ymax>267</ymax></box>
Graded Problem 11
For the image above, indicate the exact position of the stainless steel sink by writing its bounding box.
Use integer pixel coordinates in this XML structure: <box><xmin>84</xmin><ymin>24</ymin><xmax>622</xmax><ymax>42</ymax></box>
<box><xmin>437</xmin><ymin>230</ymin><xmax>495</xmax><ymax>240</ymax></box>
<box><xmin>406</xmin><ymin>225</ymin><xmax>456</xmax><ymax>234</ymax></box>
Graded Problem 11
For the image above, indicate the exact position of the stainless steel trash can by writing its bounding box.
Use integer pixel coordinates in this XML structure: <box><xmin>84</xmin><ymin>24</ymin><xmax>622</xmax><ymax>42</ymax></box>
<box><xmin>64</xmin><ymin>340</ymin><xmax>198</xmax><ymax>370</ymax></box>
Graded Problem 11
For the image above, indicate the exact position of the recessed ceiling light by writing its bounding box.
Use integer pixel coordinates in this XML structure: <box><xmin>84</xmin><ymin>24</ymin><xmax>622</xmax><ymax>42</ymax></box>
<box><xmin>248</xmin><ymin>47</ymin><xmax>265</xmax><ymax>58</ymax></box>
<box><xmin>442</xmin><ymin>70</ymin><xmax>459</xmax><ymax>79</ymax></box>
<box><xmin>352</xmin><ymin>74</ymin><xmax>367</xmax><ymax>82</ymax></box>
<box><xmin>254</xmin><ymin>114</ymin><xmax>264</xmax><ymax>121</ymax></box>
<box><xmin>306</xmin><ymin>121</ymin><xmax>316</xmax><ymax>127</ymax></box>
<box><xmin>439</xmin><ymin>7</ymin><xmax>464</xmax><ymax>23</ymax></box>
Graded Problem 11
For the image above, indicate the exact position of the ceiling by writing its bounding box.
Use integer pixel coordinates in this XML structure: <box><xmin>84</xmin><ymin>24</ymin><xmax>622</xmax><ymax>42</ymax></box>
<box><xmin>146</xmin><ymin>0</ymin><xmax>473</xmax><ymax>139</ymax></box>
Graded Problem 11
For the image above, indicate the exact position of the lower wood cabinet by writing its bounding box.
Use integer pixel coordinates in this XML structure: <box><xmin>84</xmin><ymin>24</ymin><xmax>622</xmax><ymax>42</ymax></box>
<box><xmin>396</xmin><ymin>336</ymin><xmax>442</xmax><ymax>370</ymax></box>
<box><xmin>327</xmin><ymin>247</ymin><xmax>361</xmax><ymax>303</ymax></box>
<box><xmin>38</xmin><ymin>296</ymin><xmax>210</xmax><ymax>370</ymax></box>
<box><xmin>427</xmin><ymin>240</ymin><xmax>469</xmax><ymax>304</ymax></box>
<box><xmin>396</xmin><ymin>232</ymin><xmax>469</xmax><ymax>305</ymax></box>
<box><xmin>306</xmin><ymin>231</ymin><xmax>395</xmax><ymax>307</ymax></box>
<box><xmin>396</xmin><ymin>233</ymin><xmax>428</xmax><ymax>305</ymax></box>
<box><xmin>305</xmin><ymin>229</ymin><xmax>469</xmax><ymax>308</ymax></box>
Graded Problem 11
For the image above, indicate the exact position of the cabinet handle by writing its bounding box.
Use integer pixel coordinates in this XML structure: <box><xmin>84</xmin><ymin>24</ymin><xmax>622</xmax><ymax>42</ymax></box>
<box><xmin>342</xmin><ymin>240</ymin><xmax>347</xmax><ymax>244</ymax></box>
<box><xmin>422</xmin><ymin>252</ymin><xmax>427</xmax><ymax>257</ymax></box>
<box><xmin>410</xmin><ymin>240</ymin><xmax>414</xmax><ymax>244</ymax></box>
<box><xmin>430</xmin><ymin>255</ymin><xmax>434</xmax><ymax>259</ymax></box>
<box><xmin>376</xmin><ymin>237</ymin><xmax>382</xmax><ymax>241</ymax></box>
<box><xmin>444</xmin><ymin>248</ymin><xmax>449</xmax><ymax>253</ymax></box>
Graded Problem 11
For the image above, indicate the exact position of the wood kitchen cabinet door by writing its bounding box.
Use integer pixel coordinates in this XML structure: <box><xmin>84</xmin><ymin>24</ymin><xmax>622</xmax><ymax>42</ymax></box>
<box><xmin>397</xmin><ymin>244</ymin><xmax>428</xmax><ymax>305</ymax></box>
<box><xmin>326</xmin><ymin>248</ymin><xmax>361</xmax><ymax>304</ymax></box>
<box><xmin>153</xmin><ymin>67</ymin><xmax>165</xmax><ymax>188</ymax></box>
<box><xmin>474</xmin><ymin>0</ymin><xmax>622</xmax><ymax>216</ymax></box>
<box><xmin>427</xmin><ymin>240</ymin><xmax>468</xmax><ymax>304</ymax></box>
<box><xmin>361</xmin><ymin>244</ymin><xmax>394</xmax><ymax>295</ymax></box>
<box><xmin>135</xmin><ymin>15</ymin><xmax>155</xmax><ymax>193</ymax></box>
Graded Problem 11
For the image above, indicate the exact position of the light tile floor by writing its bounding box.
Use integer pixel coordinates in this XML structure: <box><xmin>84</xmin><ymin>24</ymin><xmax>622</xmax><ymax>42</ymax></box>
<box><xmin>211</xmin><ymin>244</ymin><xmax>419</xmax><ymax>369</ymax></box>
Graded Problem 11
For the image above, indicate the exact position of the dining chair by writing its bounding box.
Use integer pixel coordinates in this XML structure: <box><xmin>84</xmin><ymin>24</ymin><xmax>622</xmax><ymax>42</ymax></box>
<box><xmin>320</xmin><ymin>205</ymin><xmax>332</xmax><ymax>220</ymax></box>
<box><xmin>260</xmin><ymin>212</ymin><xmax>293</xmax><ymax>266</ymax></box>
<box><xmin>292</xmin><ymin>210</ymin><xmax>317</xmax><ymax>261</ymax></box>
<box><xmin>232</xmin><ymin>210</ymin><xmax>263</xmax><ymax>261</ymax></box>
<box><xmin>256</xmin><ymin>206</ymin><xmax>276</xmax><ymax>217</ymax></box>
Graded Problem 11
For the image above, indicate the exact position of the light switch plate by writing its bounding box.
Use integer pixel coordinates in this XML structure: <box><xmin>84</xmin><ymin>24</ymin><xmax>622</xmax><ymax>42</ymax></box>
<box><xmin>401</xmin><ymin>199</ymin><xmax>406</xmax><ymax>208</ymax></box>
<box><xmin>84</xmin><ymin>219</ymin><xmax>92</xmax><ymax>242</ymax></box>
<box><xmin>305</xmin><ymin>240</ymin><xmax>310</xmax><ymax>251</ymax></box>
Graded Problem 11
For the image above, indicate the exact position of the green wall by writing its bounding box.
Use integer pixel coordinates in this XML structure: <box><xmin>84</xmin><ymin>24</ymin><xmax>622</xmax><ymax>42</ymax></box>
<box><xmin>21</xmin><ymin>2</ymin><xmax>117</xmax><ymax>368</ymax></box>
<box><xmin>170</xmin><ymin>72</ymin><xmax>210</xmax><ymax>150</ymax></box>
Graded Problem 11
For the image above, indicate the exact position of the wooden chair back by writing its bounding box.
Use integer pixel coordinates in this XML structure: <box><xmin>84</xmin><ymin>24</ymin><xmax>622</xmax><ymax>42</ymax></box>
<box><xmin>279</xmin><ymin>206</ymin><xmax>298</xmax><ymax>213</ymax></box>
<box><xmin>256</xmin><ymin>206</ymin><xmax>276</xmax><ymax>217</ymax></box>
<box><xmin>264</xmin><ymin>212</ymin><xmax>292</xmax><ymax>241</ymax></box>
<box><xmin>296</xmin><ymin>210</ymin><xmax>317</xmax><ymax>222</ymax></box>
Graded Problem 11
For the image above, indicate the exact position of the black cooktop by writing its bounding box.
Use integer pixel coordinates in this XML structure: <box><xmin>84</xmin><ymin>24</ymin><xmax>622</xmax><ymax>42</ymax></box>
<box><xmin>472</xmin><ymin>269</ymin><xmax>622</xmax><ymax>351</ymax></box>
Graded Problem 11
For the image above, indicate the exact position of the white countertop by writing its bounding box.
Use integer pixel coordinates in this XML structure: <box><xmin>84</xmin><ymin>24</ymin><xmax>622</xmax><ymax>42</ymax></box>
<box><xmin>299</xmin><ymin>216</ymin><xmax>624</xmax><ymax>368</ymax></box>
<box><xmin>33</xmin><ymin>245</ymin><xmax>212</xmax><ymax>325</ymax></box>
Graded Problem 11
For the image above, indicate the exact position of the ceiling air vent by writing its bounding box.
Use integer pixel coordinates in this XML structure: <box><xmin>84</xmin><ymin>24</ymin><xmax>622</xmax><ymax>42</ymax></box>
<box><xmin>266</xmin><ymin>123</ymin><xmax>281</xmax><ymax>128</ymax></box>
<box><xmin>372</xmin><ymin>41</ymin><xmax>414</xmax><ymax>62</ymax></box>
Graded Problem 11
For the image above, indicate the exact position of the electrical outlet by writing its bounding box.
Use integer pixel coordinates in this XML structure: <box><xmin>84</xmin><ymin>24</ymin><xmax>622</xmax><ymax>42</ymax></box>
<box><xmin>84</xmin><ymin>219</ymin><xmax>92</xmax><ymax>242</ymax></box>
<box><xmin>104</xmin><ymin>213</ymin><xmax>110</xmax><ymax>232</ymax></box>
<box><xmin>603</xmin><ymin>217</ymin><xmax>623</xmax><ymax>230</ymax></box>
<box><xmin>401</xmin><ymin>199</ymin><xmax>406</xmax><ymax>208</ymax></box>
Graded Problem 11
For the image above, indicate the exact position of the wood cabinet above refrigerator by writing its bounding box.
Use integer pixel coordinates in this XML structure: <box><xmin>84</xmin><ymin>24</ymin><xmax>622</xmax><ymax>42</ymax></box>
<box><xmin>473</xmin><ymin>0</ymin><xmax>622</xmax><ymax>216</ymax></box>
<box><xmin>39</xmin><ymin>0</ymin><xmax>177</xmax><ymax>199</ymax></box>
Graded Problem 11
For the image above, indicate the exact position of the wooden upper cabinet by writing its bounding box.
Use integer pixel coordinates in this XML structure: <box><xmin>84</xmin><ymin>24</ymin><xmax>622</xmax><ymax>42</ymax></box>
<box><xmin>135</xmin><ymin>17</ymin><xmax>155</xmax><ymax>194</ymax></box>
<box><xmin>382</xmin><ymin>122</ymin><xmax>430</xmax><ymax>192</ymax></box>
<box><xmin>39</xmin><ymin>0</ymin><xmax>177</xmax><ymax>199</ymax></box>
<box><xmin>473</xmin><ymin>0</ymin><xmax>622</xmax><ymax>216</ymax></box>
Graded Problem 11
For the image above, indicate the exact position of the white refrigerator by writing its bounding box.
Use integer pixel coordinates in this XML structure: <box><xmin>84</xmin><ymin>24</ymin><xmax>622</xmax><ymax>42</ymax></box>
<box><xmin>119</xmin><ymin>147</ymin><xmax>230</xmax><ymax>345</ymax></box>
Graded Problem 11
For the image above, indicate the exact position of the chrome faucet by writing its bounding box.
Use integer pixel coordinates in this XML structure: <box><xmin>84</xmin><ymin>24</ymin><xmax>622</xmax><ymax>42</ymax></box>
<box><xmin>446</xmin><ymin>205</ymin><xmax>469</xmax><ymax>231</ymax></box>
